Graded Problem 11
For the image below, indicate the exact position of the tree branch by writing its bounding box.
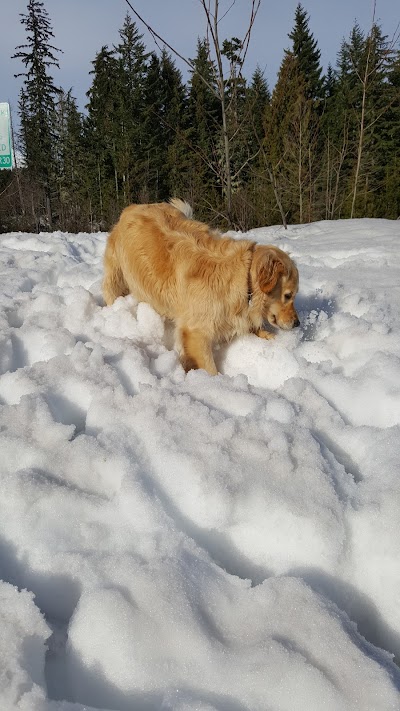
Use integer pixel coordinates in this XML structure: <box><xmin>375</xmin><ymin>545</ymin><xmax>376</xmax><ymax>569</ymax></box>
<box><xmin>123</xmin><ymin>0</ymin><xmax>220</xmax><ymax>99</ymax></box>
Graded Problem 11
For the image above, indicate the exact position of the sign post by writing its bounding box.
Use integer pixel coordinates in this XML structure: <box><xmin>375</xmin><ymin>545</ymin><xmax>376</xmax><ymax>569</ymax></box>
<box><xmin>0</xmin><ymin>103</ymin><xmax>14</xmax><ymax>170</ymax></box>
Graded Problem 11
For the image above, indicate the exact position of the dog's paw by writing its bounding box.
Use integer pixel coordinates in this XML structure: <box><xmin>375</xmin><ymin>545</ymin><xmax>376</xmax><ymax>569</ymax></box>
<box><xmin>256</xmin><ymin>329</ymin><xmax>276</xmax><ymax>340</ymax></box>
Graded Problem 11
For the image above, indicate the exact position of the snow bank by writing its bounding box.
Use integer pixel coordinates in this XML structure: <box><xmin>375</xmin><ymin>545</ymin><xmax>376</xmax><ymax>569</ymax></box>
<box><xmin>0</xmin><ymin>220</ymin><xmax>399</xmax><ymax>710</ymax></box>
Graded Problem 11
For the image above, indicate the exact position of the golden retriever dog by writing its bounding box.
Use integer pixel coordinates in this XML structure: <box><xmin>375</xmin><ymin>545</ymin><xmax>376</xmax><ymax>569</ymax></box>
<box><xmin>103</xmin><ymin>199</ymin><xmax>299</xmax><ymax>375</ymax></box>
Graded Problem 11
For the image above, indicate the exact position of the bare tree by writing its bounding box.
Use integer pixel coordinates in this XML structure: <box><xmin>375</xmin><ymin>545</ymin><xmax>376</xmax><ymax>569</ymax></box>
<box><xmin>322</xmin><ymin>119</ymin><xmax>349</xmax><ymax>220</ymax></box>
<box><xmin>199</xmin><ymin>1</ymin><xmax>261</xmax><ymax>218</ymax></box>
<box><xmin>123</xmin><ymin>0</ymin><xmax>261</xmax><ymax>222</ymax></box>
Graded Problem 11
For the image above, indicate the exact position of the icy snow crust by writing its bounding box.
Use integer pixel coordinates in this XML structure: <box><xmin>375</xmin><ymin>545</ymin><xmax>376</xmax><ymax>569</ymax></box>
<box><xmin>0</xmin><ymin>220</ymin><xmax>399</xmax><ymax>710</ymax></box>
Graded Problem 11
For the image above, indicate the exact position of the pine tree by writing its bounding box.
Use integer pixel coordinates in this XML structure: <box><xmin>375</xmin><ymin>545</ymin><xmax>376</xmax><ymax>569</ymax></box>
<box><xmin>185</xmin><ymin>39</ymin><xmax>221</xmax><ymax>214</ymax></box>
<box><xmin>263</xmin><ymin>52</ymin><xmax>300</xmax><ymax>222</ymax></box>
<box><xmin>353</xmin><ymin>24</ymin><xmax>389</xmax><ymax>216</ymax></box>
<box><xmin>160</xmin><ymin>49</ymin><xmax>187</xmax><ymax>144</ymax></box>
<box><xmin>323</xmin><ymin>64</ymin><xmax>336</xmax><ymax>99</ymax></box>
<box><xmin>319</xmin><ymin>33</ymin><xmax>362</xmax><ymax>218</ymax></box>
<box><xmin>288</xmin><ymin>4</ymin><xmax>324</xmax><ymax>100</ymax></box>
<box><xmin>188</xmin><ymin>39</ymin><xmax>220</xmax><ymax>129</ymax></box>
<box><xmin>334</xmin><ymin>22</ymin><xmax>396</xmax><ymax>217</ymax></box>
<box><xmin>233</xmin><ymin>66</ymin><xmax>271</xmax><ymax>229</ymax></box>
<box><xmin>265</xmin><ymin>48</ymin><xmax>321</xmax><ymax>223</ymax></box>
<box><xmin>286</xmin><ymin>4</ymin><xmax>323</xmax><ymax>220</ymax></box>
<box><xmin>141</xmin><ymin>53</ymin><xmax>165</xmax><ymax>202</ymax></box>
<box><xmin>221</xmin><ymin>36</ymin><xmax>249</xmax><ymax>213</ymax></box>
<box><xmin>161</xmin><ymin>51</ymin><xmax>189</xmax><ymax>200</ymax></box>
<box><xmin>55</xmin><ymin>90</ymin><xmax>87</xmax><ymax>230</ymax></box>
<box><xmin>379</xmin><ymin>50</ymin><xmax>400</xmax><ymax>218</ymax></box>
<box><xmin>247</xmin><ymin>66</ymin><xmax>270</xmax><ymax>143</ymax></box>
<box><xmin>114</xmin><ymin>14</ymin><xmax>149</xmax><ymax>203</ymax></box>
<box><xmin>222</xmin><ymin>37</ymin><xmax>247</xmax><ymax>120</ymax></box>
<box><xmin>141</xmin><ymin>50</ymin><xmax>186</xmax><ymax>202</ymax></box>
<box><xmin>320</xmin><ymin>63</ymin><xmax>345</xmax><ymax>218</ymax></box>
<box><xmin>85</xmin><ymin>45</ymin><xmax>121</xmax><ymax>225</ymax></box>
<box><xmin>12</xmin><ymin>0</ymin><xmax>62</xmax><ymax>229</ymax></box>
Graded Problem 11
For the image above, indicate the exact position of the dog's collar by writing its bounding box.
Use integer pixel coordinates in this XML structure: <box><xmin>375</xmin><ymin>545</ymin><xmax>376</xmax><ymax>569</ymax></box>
<box><xmin>247</xmin><ymin>242</ymin><xmax>257</xmax><ymax>304</ymax></box>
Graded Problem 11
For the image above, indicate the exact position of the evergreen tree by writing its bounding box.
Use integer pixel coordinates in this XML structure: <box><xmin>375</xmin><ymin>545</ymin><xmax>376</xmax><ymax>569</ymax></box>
<box><xmin>264</xmin><ymin>52</ymin><xmax>301</xmax><ymax>222</ymax></box>
<box><xmin>85</xmin><ymin>45</ymin><xmax>121</xmax><ymax>225</ymax></box>
<box><xmin>222</xmin><ymin>37</ymin><xmax>247</xmax><ymax>117</ymax></box>
<box><xmin>265</xmin><ymin>49</ymin><xmax>321</xmax><ymax>223</ymax></box>
<box><xmin>114</xmin><ymin>14</ymin><xmax>149</xmax><ymax>203</ymax></box>
<box><xmin>141</xmin><ymin>50</ymin><xmax>186</xmax><ymax>202</ymax></box>
<box><xmin>220</xmin><ymin>37</ymin><xmax>252</xmax><ymax>214</ymax></box>
<box><xmin>221</xmin><ymin>36</ymin><xmax>249</xmax><ymax>199</ymax></box>
<box><xmin>185</xmin><ymin>39</ymin><xmax>221</xmax><ymax>213</ymax></box>
<box><xmin>188</xmin><ymin>39</ymin><xmax>220</xmax><ymax>138</ymax></box>
<box><xmin>323</xmin><ymin>64</ymin><xmax>336</xmax><ymax>99</ymax></box>
<box><xmin>160</xmin><ymin>49</ymin><xmax>187</xmax><ymax>145</ymax></box>
<box><xmin>288</xmin><ymin>4</ymin><xmax>324</xmax><ymax>100</ymax></box>
<box><xmin>286</xmin><ymin>4</ymin><xmax>323</xmax><ymax>220</ymax></box>
<box><xmin>141</xmin><ymin>53</ymin><xmax>165</xmax><ymax>202</ymax></box>
<box><xmin>55</xmin><ymin>90</ymin><xmax>87</xmax><ymax>230</ymax></box>
<box><xmin>12</xmin><ymin>0</ymin><xmax>62</xmax><ymax>228</ymax></box>
<box><xmin>333</xmin><ymin>22</ymin><xmax>396</xmax><ymax>217</ymax></box>
<box><xmin>161</xmin><ymin>51</ymin><xmax>189</xmax><ymax>199</ymax></box>
<box><xmin>234</xmin><ymin>66</ymin><xmax>272</xmax><ymax>229</ymax></box>
<box><xmin>319</xmin><ymin>63</ymin><xmax>344</xmax><ymax>218</ymax></box>
<box><xmin>319</xmin><ymin>33</ymin><xmax>361</xmax><ymax>218</ymax></box>
<box><xmin>379</xmin><ymin>50</ymin><xmax>400</xmax><ymax>218</ymax></box>
<box><xmin>247</xmin><ymin>66</ymin><xmax>270</xmax><ymax>142</ymax></box>
<box><xmin>337</xmin><ymin>23</ymin><xmax>365</xmax><ymax>90</ymax></box>
<box><xmin>354</xmin><ymin>24</ymin><xmax>391</xmax><ymax>216</ymax></box>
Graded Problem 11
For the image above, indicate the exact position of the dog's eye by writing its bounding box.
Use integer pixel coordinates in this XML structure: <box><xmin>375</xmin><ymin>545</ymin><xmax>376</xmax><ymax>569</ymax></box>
<box><xmin>284</xmin><ymin>293</ymin><xmax>292</xmax><ymax>301</ymax></box>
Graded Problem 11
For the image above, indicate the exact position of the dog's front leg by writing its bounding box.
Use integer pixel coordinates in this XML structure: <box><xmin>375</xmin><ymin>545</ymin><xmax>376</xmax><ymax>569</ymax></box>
<box><xmin>179</xmin><ymin>327</ymin><xmax>218</xmax><ymax>375</ymax></box>
<box><xmin>255</xmin><ymin>329</ymin><xmax>276</xmax><ymax>340</ymax></box>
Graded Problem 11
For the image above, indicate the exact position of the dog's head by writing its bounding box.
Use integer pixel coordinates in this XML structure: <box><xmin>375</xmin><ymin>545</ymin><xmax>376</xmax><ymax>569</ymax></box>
<box><xmin>252</xmin><ymin>245</ymin><xmax>300</xmax><ymax>330</ymax></box>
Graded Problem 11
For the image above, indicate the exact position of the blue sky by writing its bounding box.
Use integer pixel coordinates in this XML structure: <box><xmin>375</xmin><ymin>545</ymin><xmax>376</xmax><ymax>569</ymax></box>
<box><xmin>1</xmin><ymin>0</ymin><xmax>399</xmax><ymax>117</ymax></box>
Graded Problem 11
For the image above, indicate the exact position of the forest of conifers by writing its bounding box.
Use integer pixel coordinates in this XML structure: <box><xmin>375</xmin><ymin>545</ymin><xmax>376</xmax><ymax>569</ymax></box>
<box><xmin>1</xmin><ymin>0</ymin><xmax>399</xmax><ymax>233</ymax></box>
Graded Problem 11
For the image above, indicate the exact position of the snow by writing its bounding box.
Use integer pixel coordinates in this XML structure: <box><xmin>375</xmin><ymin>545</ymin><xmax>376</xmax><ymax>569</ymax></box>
<box><xmin>0</xmin><ymin>219</ymin><xmax>399</xmax><ymax>710</ymax></box>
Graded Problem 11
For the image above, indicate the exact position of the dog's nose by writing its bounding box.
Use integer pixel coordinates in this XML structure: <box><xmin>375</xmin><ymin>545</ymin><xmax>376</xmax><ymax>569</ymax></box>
<box><xmin>293</xmin><ymin>317</ymin><xmax>300</xmax><ymax>328</ymax></box>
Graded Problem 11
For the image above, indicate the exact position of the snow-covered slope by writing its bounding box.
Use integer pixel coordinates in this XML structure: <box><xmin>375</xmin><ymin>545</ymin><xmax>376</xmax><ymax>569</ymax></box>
<box><xmin>0</xmin><ymin>219</ymin><xmax>399</xmax><ymax>711</ymax></box>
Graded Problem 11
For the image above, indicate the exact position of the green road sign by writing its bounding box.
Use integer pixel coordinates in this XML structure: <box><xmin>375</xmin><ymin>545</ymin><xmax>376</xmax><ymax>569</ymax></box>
<box><xmin>0</xmin><ymin>103</ymin><xmax>14</xmax><ymax>170</ymax></box>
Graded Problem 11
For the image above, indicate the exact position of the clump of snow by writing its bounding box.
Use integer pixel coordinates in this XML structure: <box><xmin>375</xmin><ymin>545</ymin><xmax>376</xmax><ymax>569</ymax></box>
<box><xmin>0</xmin><ymin>582</ymin><xmax>49</xmax><ymax>709</ymax></box>
<box><xmin>0</xmin><ymin>220</ymin><xmax>399</xmax><ymax>710</ymax></box>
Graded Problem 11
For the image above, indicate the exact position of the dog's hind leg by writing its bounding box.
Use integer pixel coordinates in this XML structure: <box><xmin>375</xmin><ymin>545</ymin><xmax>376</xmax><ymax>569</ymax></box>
<box><xmin>179</xmin><ymin>327</ymin><xmax>218</xmax><ymax>375</ymax></box>
<box><xmin>103</xmin><ymin>230</ymin><xmax>129</xmax><ymax>306</ymax></box>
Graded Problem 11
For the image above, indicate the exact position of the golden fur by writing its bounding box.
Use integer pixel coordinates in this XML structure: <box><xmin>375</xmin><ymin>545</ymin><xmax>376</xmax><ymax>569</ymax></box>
<box><xmin>103</xmin><ymin>200</ymin><xmax>299</xmax><ymax>375</ymax></box>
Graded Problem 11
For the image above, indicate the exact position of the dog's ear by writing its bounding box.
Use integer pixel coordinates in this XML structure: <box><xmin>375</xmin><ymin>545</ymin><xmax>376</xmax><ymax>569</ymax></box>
<box><xmin>259</xmin><ymin>251</ymin><xmax>286</xmax><ymax>294</ymax></box>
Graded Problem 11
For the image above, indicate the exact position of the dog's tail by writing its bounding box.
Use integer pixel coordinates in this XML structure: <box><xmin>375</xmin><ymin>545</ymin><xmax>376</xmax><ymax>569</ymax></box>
<box><xmin>103</xmin><ymin>226</ymin><xmax>129</xmax><ymax>306</ymax></box>
<box><xmin>169</xmin><ymin>197</ymin><xmax>193</xmax><ymax>220</ymax></box>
